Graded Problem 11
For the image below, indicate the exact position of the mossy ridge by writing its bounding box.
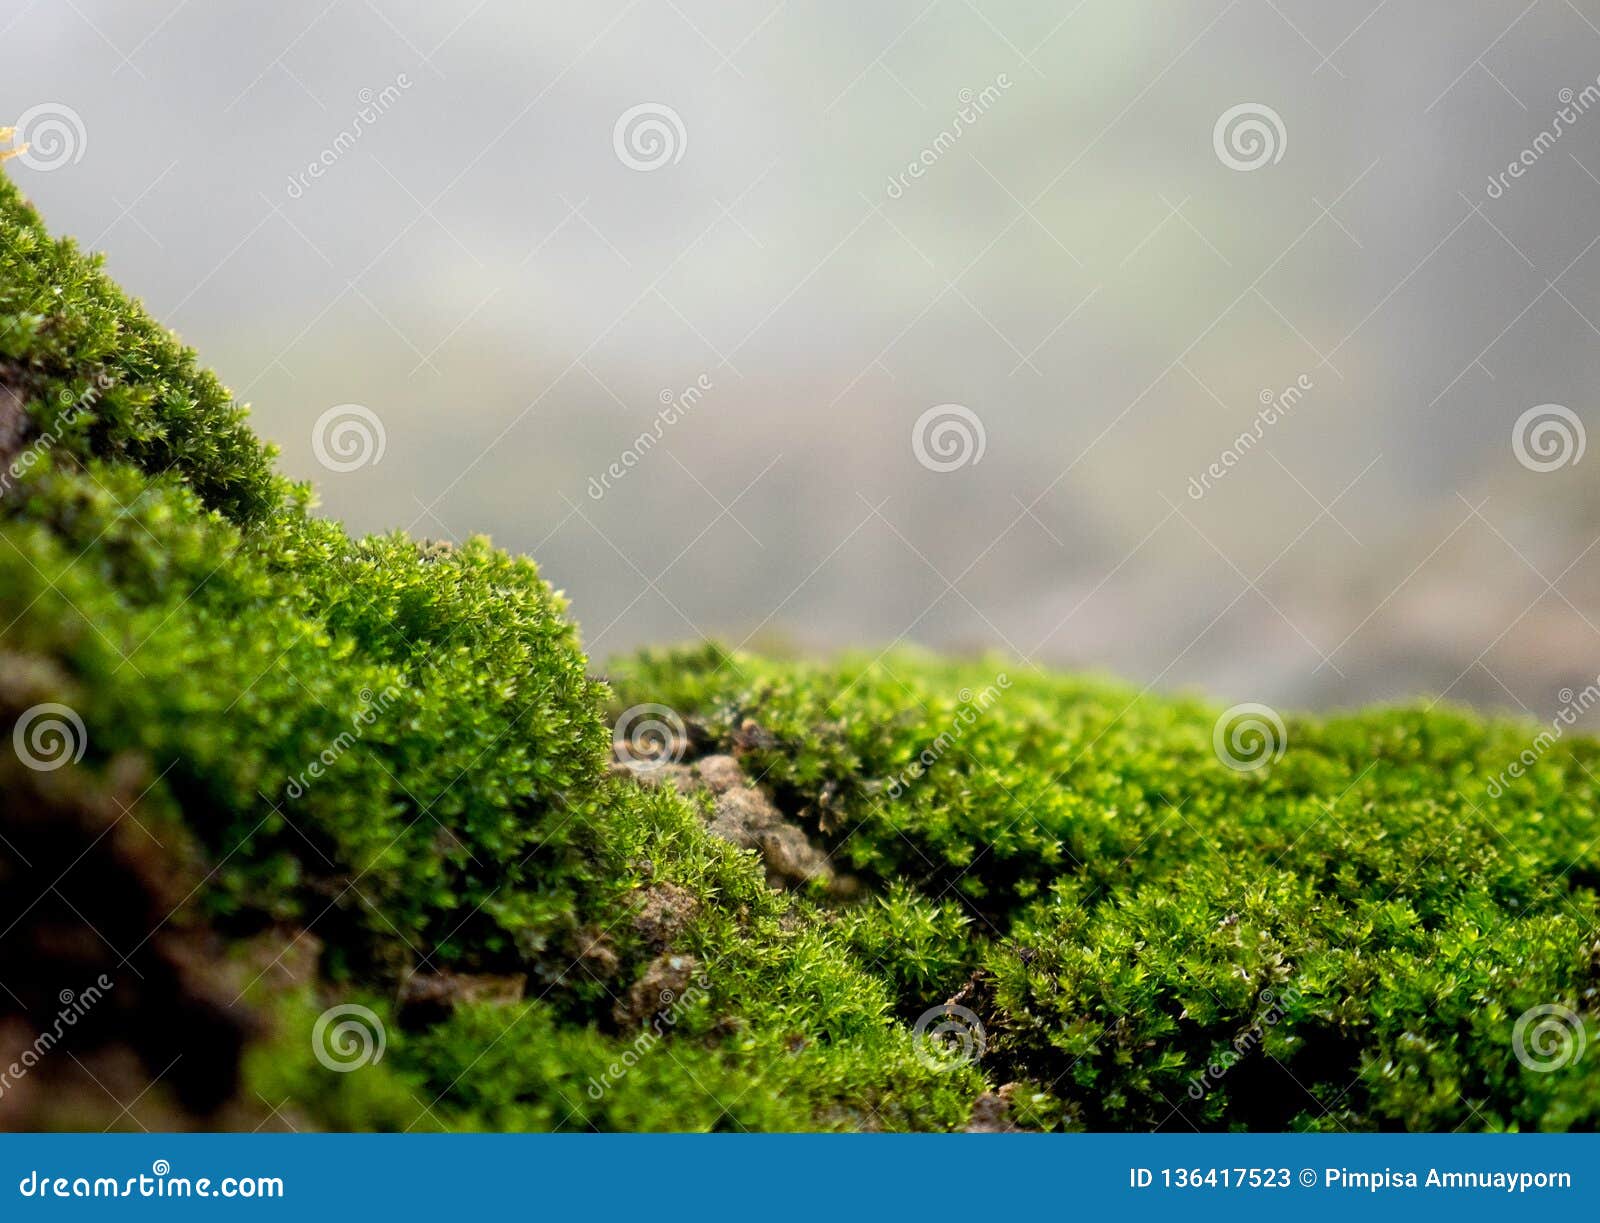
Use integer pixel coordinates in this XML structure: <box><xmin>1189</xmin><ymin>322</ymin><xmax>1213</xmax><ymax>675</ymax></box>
<box><xmin>609</xmin><ymin>644</ymin><xmax>1600</xmax><ymax>1130</ymax></box>
<box><xmin>0</xmin><ymin>173</ymin><xmax>973</xmax><ymax>1132</ymax></box>
<box><xmin>0</xmin><ymin>178</ymin><xmax>284</xmax><ymax>522</ymax></box>
<box><xmin>3</xmin><ymin>167</ymin><xmax>1598</xmax><ymax>1131</ymax></box>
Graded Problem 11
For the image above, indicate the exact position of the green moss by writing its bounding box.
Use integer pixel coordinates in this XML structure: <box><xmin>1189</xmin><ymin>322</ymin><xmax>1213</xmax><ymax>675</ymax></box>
<box><xmin>0</xmin><ymin>179</ymin><xmax>285</xmax><ymax>523</ymax></box>
<box><xmin>3</xmin><ymin>168</ymin><xmax>1598</xmax><ymax>1132</ymax></box>
<box><xmin>609</xmin><ymin>645</ymin><xmax>1600</xmax><ymax>1130</ymax></box>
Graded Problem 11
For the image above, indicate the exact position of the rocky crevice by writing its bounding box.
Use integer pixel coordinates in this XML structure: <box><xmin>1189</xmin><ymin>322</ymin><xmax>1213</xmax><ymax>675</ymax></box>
<box><xmin>613</xmin><ymin>748</ymin><xmax>847</xmax><ymax>893</ymax></box>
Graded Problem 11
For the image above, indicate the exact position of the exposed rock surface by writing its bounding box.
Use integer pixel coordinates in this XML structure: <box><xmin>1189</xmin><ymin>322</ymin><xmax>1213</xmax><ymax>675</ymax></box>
<box><xmin>613</xmin><ymin>952</ymin><xmax>700</xmax><ymax>1029</ymax></box>
<box><xmin>965</xmin><ymin>1083</ymin><xmax>1026</xmax><ymax>1133</ymax></box>
<box><xmin>613</xmin><ymin>750</ymin><xmax>840</xmax><ymax>892</ymax></box>
<box><xmin>631</xmin><ymin>882</ymin><xmax>698</xmax><ymax>949</ymax></box>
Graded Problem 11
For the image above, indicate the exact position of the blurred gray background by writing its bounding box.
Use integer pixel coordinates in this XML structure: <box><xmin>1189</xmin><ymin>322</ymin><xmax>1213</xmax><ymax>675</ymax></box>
<box><xmin>8</xmin><ymin>0</ymin><xmax>1600</xmax><ymax>721</ymax></box>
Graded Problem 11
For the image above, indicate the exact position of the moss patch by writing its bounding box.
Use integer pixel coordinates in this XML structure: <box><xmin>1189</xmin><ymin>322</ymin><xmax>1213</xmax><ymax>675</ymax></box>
<box><xmin>2</xmin><ymin>169</ymin><xmax>1597</xmax><ymax>1132</ymax></box>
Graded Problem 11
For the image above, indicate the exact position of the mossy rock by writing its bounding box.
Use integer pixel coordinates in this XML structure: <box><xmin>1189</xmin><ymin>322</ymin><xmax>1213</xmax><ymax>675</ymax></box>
<box><xmin>1</xmin><ymin>168</ymin><xmax>1596</xmax><ymax>1132</ymax></box>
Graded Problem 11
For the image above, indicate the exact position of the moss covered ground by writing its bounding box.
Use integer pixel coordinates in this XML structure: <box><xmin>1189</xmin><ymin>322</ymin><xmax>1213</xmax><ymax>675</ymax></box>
<box><xmin>1</xmin><ymin>169</ymin><xmax>1597</xmax><ymax>1131</ymax></box>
